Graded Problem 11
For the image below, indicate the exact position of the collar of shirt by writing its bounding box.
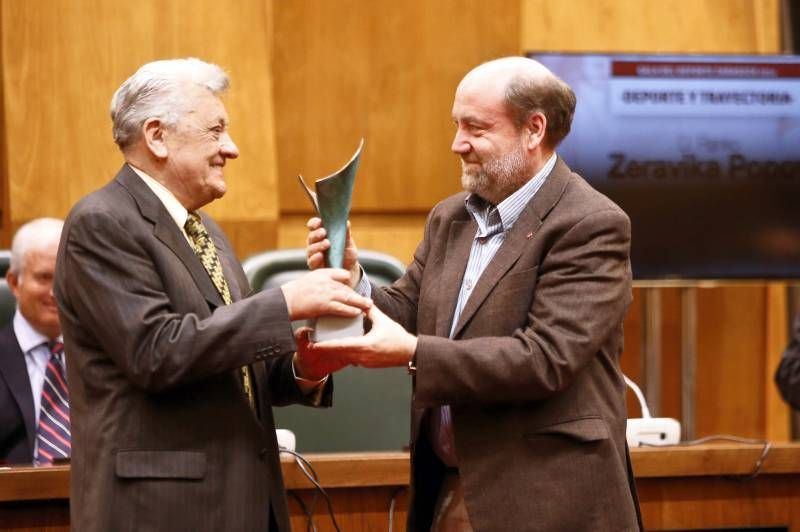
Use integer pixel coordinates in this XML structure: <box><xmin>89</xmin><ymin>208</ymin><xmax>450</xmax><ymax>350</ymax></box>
<box><xmin>128</xmin><ymin>163</ymin><xmax>191</xmax><ymax>241</ymax></box>
<box><xmin>464</xmin><ymin>152</ymin><xmax>557</xmax><ymax>234</ymax></box>
<box><xmin>13</xmin><ymin>310</ymin><xmax>61</xmax><ymax>355</ymax></box>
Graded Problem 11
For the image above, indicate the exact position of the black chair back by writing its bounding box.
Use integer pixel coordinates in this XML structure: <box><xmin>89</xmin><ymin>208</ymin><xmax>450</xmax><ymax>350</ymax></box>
<box><xmin>0</xmin><ymin>279</ymin><xmax>15</xmax><ymax>327</ymax></box>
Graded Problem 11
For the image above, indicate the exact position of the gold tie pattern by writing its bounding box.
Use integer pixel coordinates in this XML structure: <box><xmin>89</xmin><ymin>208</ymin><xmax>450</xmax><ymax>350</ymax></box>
<box><xmin>184</xmin><ymin>212</ymin><xmax>255</xmax><ymax>410</ymax></box>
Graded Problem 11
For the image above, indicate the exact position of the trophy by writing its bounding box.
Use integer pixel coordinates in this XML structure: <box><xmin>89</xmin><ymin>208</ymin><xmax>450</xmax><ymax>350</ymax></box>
<box><xmin>297</xmin><ymin>139</ymin><xmax>364</xmax><ymax>341</ymax></box>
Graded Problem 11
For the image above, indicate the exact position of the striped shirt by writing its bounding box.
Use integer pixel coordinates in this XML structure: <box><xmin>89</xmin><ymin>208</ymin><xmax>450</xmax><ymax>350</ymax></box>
<box><xmin>449</xmin><ymin>153</ymin><xmax>556</xmax><ymax>337</ymax></box>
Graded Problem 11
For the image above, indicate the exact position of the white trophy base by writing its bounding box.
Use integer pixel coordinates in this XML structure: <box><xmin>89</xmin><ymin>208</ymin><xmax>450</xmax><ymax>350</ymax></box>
<box><xmin>310</xmin><ymin>315</ymin><xmax>364</xmax><ymax>342</ymax></box>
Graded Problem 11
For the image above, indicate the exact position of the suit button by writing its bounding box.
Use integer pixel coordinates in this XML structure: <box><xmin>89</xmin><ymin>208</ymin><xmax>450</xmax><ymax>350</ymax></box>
<box><xmin>259</xmin><ymin>448</ymin><xmax>269</xmax><ymax>460</ymax></box>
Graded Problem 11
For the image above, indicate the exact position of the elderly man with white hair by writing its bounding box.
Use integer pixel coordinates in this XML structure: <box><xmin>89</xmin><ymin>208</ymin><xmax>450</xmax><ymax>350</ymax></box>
<box><xmin>54</xmin><ymin>58</ymin><xmax>371</xmax><ymax>531</ymax></box>
<box><xmin>0</xmin><ymin>217</ymin><xmax>66</xmax><ymax>465</ymax></box>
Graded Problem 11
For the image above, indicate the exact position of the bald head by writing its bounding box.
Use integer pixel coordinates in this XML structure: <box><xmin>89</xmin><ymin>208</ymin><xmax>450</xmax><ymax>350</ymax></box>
<box><xmin>458</xmin><ymin>56</ymin><xmax>576</xmax><ymax>148</ymax></box>
<box><xmin>459</xmin><ymin>56</ymin><xmax>553</xmax><ymax>90</ymax></box>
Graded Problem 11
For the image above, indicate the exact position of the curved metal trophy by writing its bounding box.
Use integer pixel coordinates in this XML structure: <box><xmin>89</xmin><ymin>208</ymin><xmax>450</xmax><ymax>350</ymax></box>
<box><xmin>298</xmin><ymin>139</ymin><xmax>364</xmax><ymax>341</ymax></box>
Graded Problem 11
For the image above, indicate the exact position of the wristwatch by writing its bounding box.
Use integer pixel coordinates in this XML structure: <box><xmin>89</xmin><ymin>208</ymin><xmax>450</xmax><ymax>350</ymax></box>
<box><xmin>407</xmin><ymin>355</ymin><xmax>417</xmax><ymax>376</ymax></box>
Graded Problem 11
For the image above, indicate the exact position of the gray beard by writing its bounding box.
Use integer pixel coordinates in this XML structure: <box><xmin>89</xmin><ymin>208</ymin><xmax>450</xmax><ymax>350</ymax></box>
<box><xmin>460</xmin><ymin>145</ymin><xmax>529</xmax><ymax>204</ymax></box>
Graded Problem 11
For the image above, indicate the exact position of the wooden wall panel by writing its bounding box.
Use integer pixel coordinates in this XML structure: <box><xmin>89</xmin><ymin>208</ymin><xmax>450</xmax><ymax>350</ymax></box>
<box><xmin>695</xmin><ymin>286</ymin><xmax>767</xmax><ymax>438</ymax></box>
<box><xmin>1</xmin><ymin>0</ymin><xmax>279</xmax><ymax>256</ymax></box>
<box><xmin>272</xmin><ymin>0</ymin><xmax>520</xmax><ymax>214</ymax></box>
<box><xmin>659</xmin><ymin>289</ymin><xmax>684</xmax><ymax>420</ymax></box>
<box><xmin>0</xmin><ymin>3</ymin><xmax>8</xmax><ymax>247</ymax></box>
<box><xmin>766</xmin><ymin>283</ymin><xmax>791</xmax><ymax>440</ymax></box>
<box><xmin>521</xmin><ymin>0</ymin><xmax>780</xmax><ymax>54</ymax></box>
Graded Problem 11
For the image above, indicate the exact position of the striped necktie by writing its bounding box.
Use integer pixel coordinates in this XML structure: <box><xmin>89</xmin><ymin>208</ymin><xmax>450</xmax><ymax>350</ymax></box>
<box><xmin>184</xmin><ymin>212</ymin><xmax>255</xmax><ymax>410</ymax></box>
<box><xmin>35</xmin><ymin>341</ymin><xmax>70</xmax><ymax>465</ymax></box>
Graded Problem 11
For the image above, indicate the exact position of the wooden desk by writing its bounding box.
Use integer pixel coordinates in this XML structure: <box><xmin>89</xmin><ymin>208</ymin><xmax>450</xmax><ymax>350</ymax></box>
<box><xmin>2</xmin><ymin>443</ymin><xmax>800</xmax><ymax>531</ymax></box>
<box><xmin>632</xmin><ymin>443</ymin><xmax>800</xmax><ymax>531</ymax></box>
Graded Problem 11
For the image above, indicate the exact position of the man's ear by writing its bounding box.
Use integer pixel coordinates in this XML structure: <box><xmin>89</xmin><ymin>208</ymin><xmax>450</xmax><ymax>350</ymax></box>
<box><xmin>524</xmin><ymin>111</ymin><xmax>547</xmax><ymax>151</ymax></box>
<box><xmin>142</xmin><ymin>118</ymin><xmax>169</xmax><ymax>159</ymax></box>
<box><xmin>6</xmin><ymin>270</ymin><xmax>20</xmax><ymax>299</ymax></box>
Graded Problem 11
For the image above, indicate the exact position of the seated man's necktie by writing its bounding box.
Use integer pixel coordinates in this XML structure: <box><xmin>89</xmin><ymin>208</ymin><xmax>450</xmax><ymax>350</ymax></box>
<box><xmin>35</xmin><ymin>340</ymin><xmax>70</xmax><ymax>465</ymax></box>
<box><xmin>184</xmin><ymin>212</ymin><xmax>255</xmax><ymax>410</ymax></box>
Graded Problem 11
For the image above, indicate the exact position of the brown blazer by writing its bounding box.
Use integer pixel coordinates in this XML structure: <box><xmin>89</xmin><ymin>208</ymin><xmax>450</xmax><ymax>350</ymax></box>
<box><xmin>372</xmin><ymin>158</ymin><xmax>641</xmax><ymax>531</ymax></box>
<box><xmin>54</xmin><ymin>164</ymin><xmax>329</xmax><ymax>532</ymax></box>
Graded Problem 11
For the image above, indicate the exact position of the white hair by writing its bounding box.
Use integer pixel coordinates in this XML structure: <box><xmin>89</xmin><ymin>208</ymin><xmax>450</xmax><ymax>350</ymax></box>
<box><xmin>110</xmin><ymin>58</ymin><xmax>230</xmax><ymax>150</ymax></box>
<box><xmin>9</xmin><ymin>217</ymin><xmax>64</xmax><ymax>276</ymax></box>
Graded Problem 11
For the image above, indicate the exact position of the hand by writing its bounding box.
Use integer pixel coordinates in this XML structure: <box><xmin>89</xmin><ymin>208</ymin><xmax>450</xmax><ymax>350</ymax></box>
<box><xmin>280</xmin><ymin>268</ymin><xmax>372</xmax><ymax>321</ymax></box>
<box><xmin>309</xmin><ymin>305</ymin><xmax>417</xmax><ymax>368</ymax></box>
<box><xmin>293</xmin><ymin>327</ymin><xmax>349</xmax><ymax>381</ymax></box>
<box><xmin>306</xmin><ymin>217</ymin><xmax>360</xmax><ymax>287</ymax></box>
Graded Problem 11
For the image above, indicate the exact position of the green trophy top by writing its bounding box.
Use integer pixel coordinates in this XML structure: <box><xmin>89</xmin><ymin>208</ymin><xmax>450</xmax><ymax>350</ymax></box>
<box><xmin>298</xmin><ymin>139</ymin><xmax>363</xmax><ymax>269</ymax></box>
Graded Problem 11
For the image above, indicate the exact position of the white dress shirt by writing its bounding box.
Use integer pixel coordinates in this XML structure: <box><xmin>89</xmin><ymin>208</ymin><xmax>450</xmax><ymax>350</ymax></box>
<box><xmin>14</xmin><ymin>310</ymin><xmax>63</xmax><ymax>426</ymax></box>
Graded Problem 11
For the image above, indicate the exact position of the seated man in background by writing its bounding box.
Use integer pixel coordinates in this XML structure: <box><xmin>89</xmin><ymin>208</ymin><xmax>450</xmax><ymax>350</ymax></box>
<box><xmin>0</xmin><ymin>218</ymin><xmax>67</xmax><ymax>465</ymax></box>
<box><xmin>306</xmin><ymin>56</ymin><xmax>642</xmax><ymax>531</ymax></box>
<box><xmin>776</xmin><ymin>314</ymin><xmax>800</xmax><ymax>409</ymax></box>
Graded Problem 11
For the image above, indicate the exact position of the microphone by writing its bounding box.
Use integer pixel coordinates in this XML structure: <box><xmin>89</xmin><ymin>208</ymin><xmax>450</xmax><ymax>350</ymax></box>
<box><xmin>276</xmin><ymin>429</ymin><xmax>296</xmax><ymax>451</ymax></box>
<box><xmin>624</xmin><ymin>375</ymin><xmax>681</xmax><ymax>447</ymax></box>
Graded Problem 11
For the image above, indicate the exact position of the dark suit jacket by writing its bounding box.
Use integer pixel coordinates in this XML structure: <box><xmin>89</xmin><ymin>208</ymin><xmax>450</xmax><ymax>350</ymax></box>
<box><xmin>0</xmin><ymin>322</ymin><xmax>36</xmax><ymax>464</ymax></box>
<box><xmin>372</xmin><ymin>158</ymin><xmax>641</xmax><ymax>531</ymax></box>
<box><xmin>776</xmin><ymin>313</ymin><xmax>800</xmax><ymax>409</ymax></box>
<box><xmin>54</xmin><ymin>164</ymin><xmax>330</xmax><ymax>532</ymax></box>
